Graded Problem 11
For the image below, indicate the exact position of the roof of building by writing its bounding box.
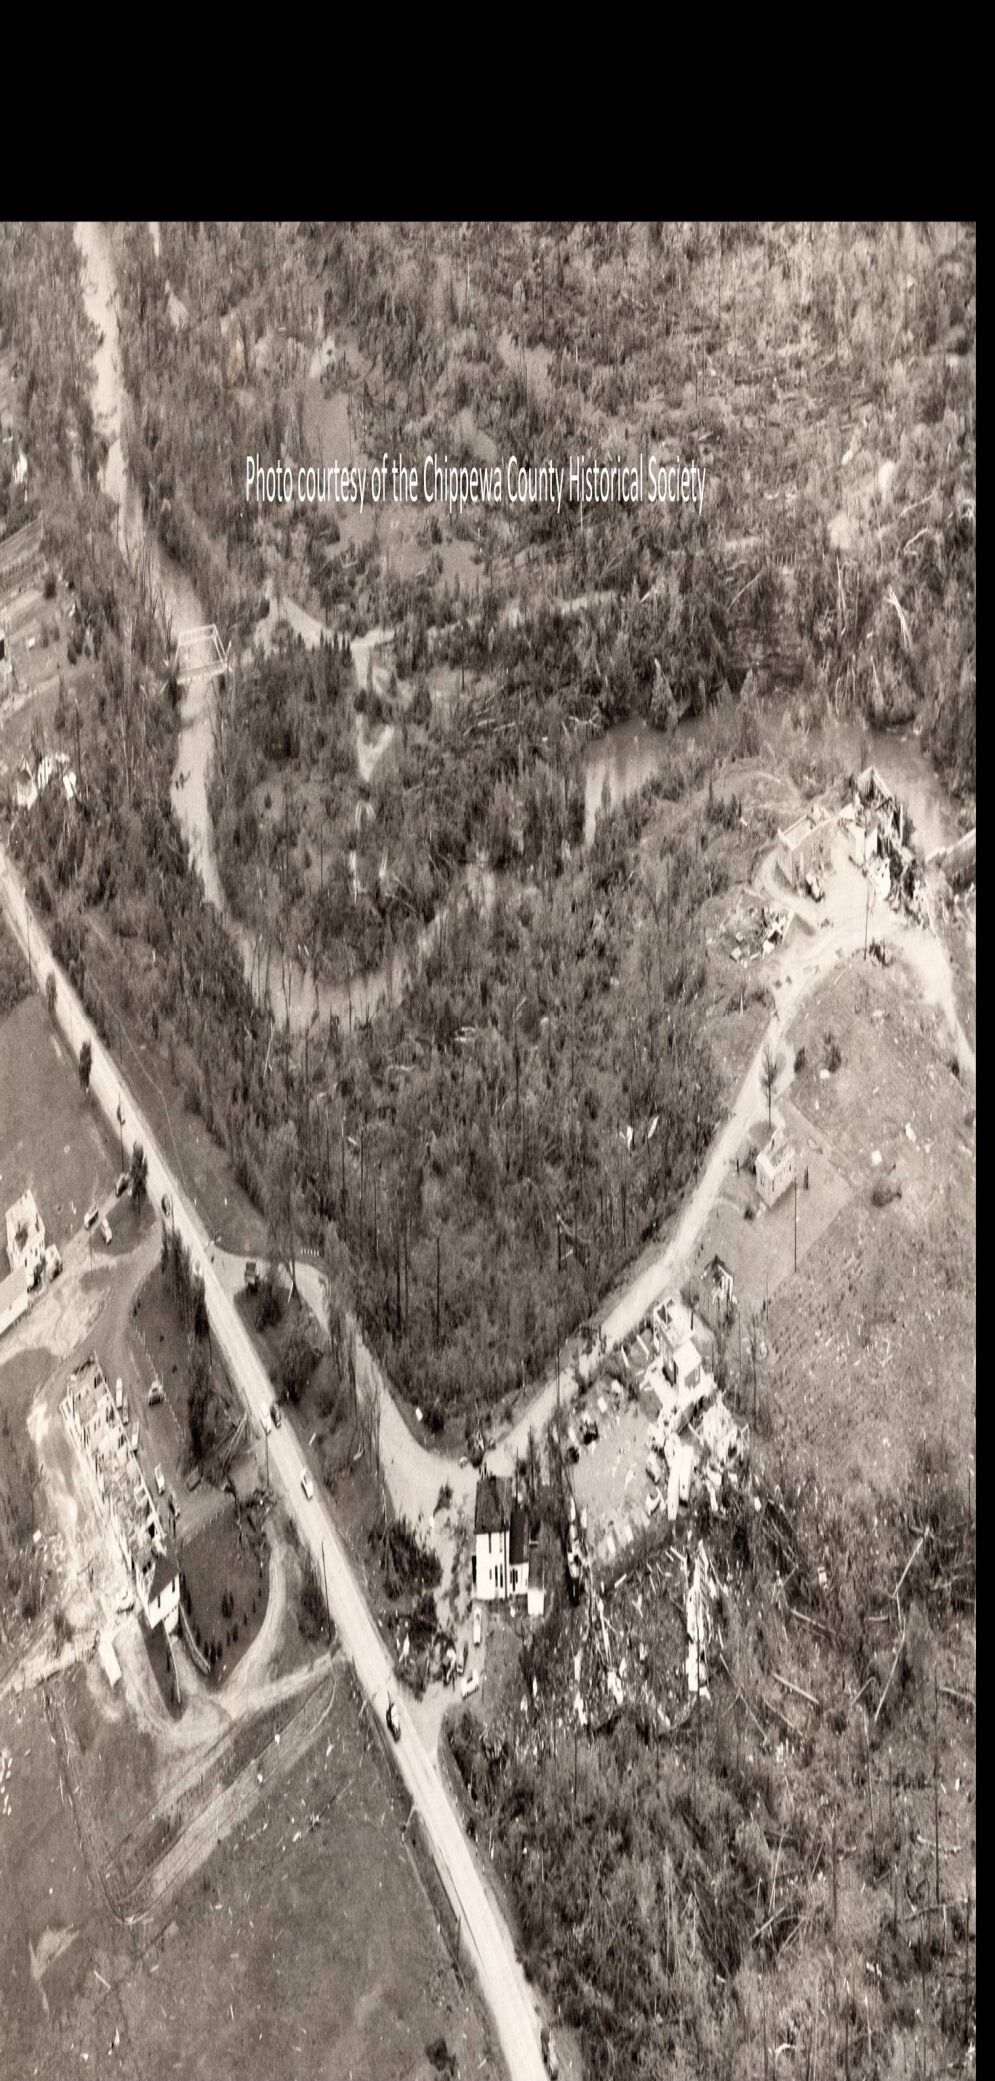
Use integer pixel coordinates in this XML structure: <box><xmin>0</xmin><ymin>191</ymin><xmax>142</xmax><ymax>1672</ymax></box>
<box><xmin>509</xmin><ymin>1501</ymin><xmax>529</xmax><ymax>1568</ymax></box>
<box><xmin>6</xmin><ymin>1189</ymin><xmax>42</xmax><ymax>1238</ymax></box>
<box><xmin>474</xmin><ymin>1471</ymin><xmax>512</xmax><ymax>1536</ymax></box>
<box><xmin>146</xmin><ymin>1548</ymin><xmax>177</xmax><ymax>1602</ymax></box>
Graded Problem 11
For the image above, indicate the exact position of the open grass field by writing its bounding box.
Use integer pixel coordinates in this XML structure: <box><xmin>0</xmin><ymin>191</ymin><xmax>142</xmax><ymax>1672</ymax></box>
<box><xmin>0</xmin><ymin>993</ymin><xmax>118</xmax><ymax>1255</ymax></box>
<box><xmin>179</xmin><ymin>1505</ymin><xmax>270</xmax><ymax>1685</ymax></box>
<box><xmin>762</xmin><ymin>956</ymin><xmax>975</xmax><ymax>1490</ymax></box>
<box><xmin>1</xmin><ymin>1668</ymin><xmax>499</xmax><ymax>2081</ymax></box>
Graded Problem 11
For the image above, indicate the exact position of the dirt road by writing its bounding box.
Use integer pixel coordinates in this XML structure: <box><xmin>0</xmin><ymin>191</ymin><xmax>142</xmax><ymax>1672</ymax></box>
<box><xmin>0</xmin><ymin>842</ymin><xmax>547</xmax><ymax>2081</ymax></box>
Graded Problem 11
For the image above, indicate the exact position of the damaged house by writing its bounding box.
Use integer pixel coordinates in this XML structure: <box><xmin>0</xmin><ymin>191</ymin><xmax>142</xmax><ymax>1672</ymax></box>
<box><xmin>472</xmin><ymin>1472</ymin><xmax>533</xmax><ymax>1602</ymax></box>
<box><xmin>776</xmin><ymin>807</ymin><xmax>834</xmax><ymax>892</ymax></box>
<box><xmin>755</xmin><ymin>1126</ymin><xmax>797</xmax><ymax>1210</ymax></box>
<box><xmin>62</xmin><ymin>1357</ymin><xmax>179</xmax><ymax>1633</ymax></box>
<box><xmin>848</xmin><ymin>766</ymin><xmax>930</xmax><ymax>923</ymax></box>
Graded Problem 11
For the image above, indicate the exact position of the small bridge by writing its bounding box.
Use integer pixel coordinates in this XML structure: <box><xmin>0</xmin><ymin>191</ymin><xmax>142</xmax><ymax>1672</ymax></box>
<box><xmin>173</xmin><ymin>623</ymin><xmax>231</xmax><ymax>687</ymax></box>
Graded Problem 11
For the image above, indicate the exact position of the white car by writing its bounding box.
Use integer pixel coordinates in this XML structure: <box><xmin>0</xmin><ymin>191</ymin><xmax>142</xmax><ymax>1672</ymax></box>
<box><xmin>84</xmin><ymin>1205</ymin><xmax>99</xmax><ymax>1230</ymax></box>
<box><xmin>154</xmin><ymin>1464</ymin><xmax>166</xmax><ymax>1496</ymax></box>
<box><xmin>300</xmin><ymin>1470</ymin><xmax>314</xmax><ymax>1502</ymax></box>
<box><xmin>460</xmin><ymin>1671</ymin><xmax>481</xmax><ymax>1700</ymax></box>
<box><xmin>100</xmin><ymin>1218</ymin><xmax>112</xmax><ymax>1245</ymax></box>
<box><xmin>472</xmin><ymin>1606</ymin><xmax>482</xmax><ymax>1648</ymax></box>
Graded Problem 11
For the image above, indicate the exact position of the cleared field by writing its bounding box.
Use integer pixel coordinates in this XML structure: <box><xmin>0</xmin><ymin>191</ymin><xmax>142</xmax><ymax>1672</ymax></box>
<box><xmin>1</xmin><ymin>1671</ymin><xmax>498</xmax><ymax>2081</ymax></box>
<box><xmin>762</xmin><ymin>958</ymin><xmax>975</xmax><ymax>1489</ymax></box>
<box><xmin>0</xmin><ymin>993</ymin><xmax>117</xmax><ymax>1252</ymax></box>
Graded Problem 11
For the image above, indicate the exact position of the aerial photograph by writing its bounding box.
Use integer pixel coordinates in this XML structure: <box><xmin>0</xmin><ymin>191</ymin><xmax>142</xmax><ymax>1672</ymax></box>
<box><xmin>0</xmin><ymin>221</ymin><xmax>975</xmax><ymax>2081</ymax></box>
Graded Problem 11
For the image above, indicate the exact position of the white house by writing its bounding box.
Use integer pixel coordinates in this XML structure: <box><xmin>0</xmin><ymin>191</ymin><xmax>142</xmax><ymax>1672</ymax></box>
<box><xmin>0</xmin><ymin>1265</ymin><xmax>29</xmax><ymax>1339</ymax></box>
<box><xmin>755</xmin><ymin>1127</ymin><xmax>797</xmax><ymax>1209</ymax></box>
<box><xmin>140</xmin><ymin>1548</ymin><xmax>180</xmax><ymax>1633</ymax></box>
<box><xmin>5</xmin><ymin>1191</ymin><xmax>46</xmax><ymax>1288</ymax></box>
<box><xmin>472</xmin><ymin>1473</ymin><xmax>531</xmax><ymax>1602</ymax></box>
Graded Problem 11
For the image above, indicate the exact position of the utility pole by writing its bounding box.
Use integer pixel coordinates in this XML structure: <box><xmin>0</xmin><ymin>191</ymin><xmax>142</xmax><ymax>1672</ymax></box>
<box><xmin>321</xmin><ymin>1541</ymin><xmax>331</xmax><ymax>1639</ymax></box>
<box><xmin>864</xmin><ymin>879</ymin><xmax>870</xmax><ymax>959</ymax></box>
<box><xmin>794</xmin><ymin>1175</ymin><xmax>798</xmax><ymax>1273</ymax></box>
<box><xmin>436</xmin><ymin>1233</ymin><xmax>441</xmax><ymax>1344</ymax></box>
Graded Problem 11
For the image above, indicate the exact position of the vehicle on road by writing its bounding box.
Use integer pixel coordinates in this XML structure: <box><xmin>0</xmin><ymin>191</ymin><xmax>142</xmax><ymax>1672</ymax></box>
<box><xmin>147</xmin><ymin>1380</ymin><xmax>164</xmax><ymax>1406</ymax></box>
<box><xmin>154</xmin><ymin>1464</ymin><xmax>166</xmax><ymax>1496</ymax></box>
<box><xmin>386</xmin><ymin>1698</ymin><xmax>401</xmax><ymax>1742</ymax></box>
<box><xmin>44</xmin><ymin>1244</ymin><xmax>62</xmax><ymax>1281</ymax></box>
<box><xmin>472</xmin><ymin>1606</ymin><xmax>482</xmax><ymax>1648</ymax></box>
<box><xmin>245</xmin><ymin>1259</ymin><xmax>259</xmax><ymax>1293</ymax></box>
<box><xmin>84</xmin><ymin>1205</ymin><xmax>99</xmax><ymax>1230</ymax></box>
<box><xmin>541</xmin><ymin>2024</ymin><xmax>560</xmax><ymax>2076</ymax></box>
<box><xmin>457</xmin><ymin>1640</ymin><xmax>468</xmax><ymax>1677</ymax></box>
<box><xmin>100</xmin><ymin>1218</ymin><xmax>112</xmax><ymax>1245</ymax></box>
<box><xmin>161</xmin><ymin>1193</ymin><xmax>171</xmax><ymax>1218</ymax></box>
<box><xmin>300</xmin><ymin>1469</ymin><xmax>314</xmax><ymax>1501</ymax></box>
<box><xmin>270</xmin><ymin>1400</ymin><xmax>282</xmax><ymax>1428</ymax></box>
<box><xmin>460</xmin><ymin>1670</ymin><xmax>481</xmax><ymax>1700</ymax></box>
<box><xmin>115</xmin><ymin>1171</ymin><xmax>129</xmax><ymax>1197</ymax></box>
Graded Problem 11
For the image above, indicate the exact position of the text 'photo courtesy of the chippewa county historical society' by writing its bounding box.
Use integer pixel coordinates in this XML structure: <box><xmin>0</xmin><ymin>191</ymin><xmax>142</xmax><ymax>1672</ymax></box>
<box><xmin>0</xmin><ymin>218</ymin><xmax>975</xmax><ymax>2081</ymax></box>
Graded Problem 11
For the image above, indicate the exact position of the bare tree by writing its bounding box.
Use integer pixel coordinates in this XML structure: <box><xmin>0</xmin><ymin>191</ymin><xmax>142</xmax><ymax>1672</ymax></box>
<box><xmin>760</xmin><ymin>1039</ymin><xmax>781</xmax><ymax>1129</ymax></box>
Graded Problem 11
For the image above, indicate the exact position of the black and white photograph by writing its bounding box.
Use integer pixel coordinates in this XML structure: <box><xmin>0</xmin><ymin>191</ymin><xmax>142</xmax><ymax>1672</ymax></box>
<box><xmin>0</xmin><ymin>220</ymin><xmax>976</xmax><ymax>2080</ymax></box>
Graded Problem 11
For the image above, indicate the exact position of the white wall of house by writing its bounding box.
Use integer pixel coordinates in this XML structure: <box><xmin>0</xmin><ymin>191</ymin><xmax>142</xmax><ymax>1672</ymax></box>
<box><xmin>474</xmin><ymin>1529</ymin><xmax>508</xmax><ymax>1601</ymax></box>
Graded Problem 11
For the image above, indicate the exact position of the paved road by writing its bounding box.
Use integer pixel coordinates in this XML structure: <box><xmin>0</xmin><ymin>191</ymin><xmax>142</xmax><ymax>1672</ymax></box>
<box><xmin>0</xmin><ymin>844</ymin><xmax>546</xmax><ymax>2081</ymax></box>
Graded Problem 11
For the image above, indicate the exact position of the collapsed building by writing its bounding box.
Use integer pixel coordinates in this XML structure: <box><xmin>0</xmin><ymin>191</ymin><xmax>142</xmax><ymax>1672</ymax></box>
<box><xmin>776</xmin><ymin>806</ymin><xmax>834</xmax><ymax>893</ymax></box>
<box><xmin>843</xmin><ymin>766</ymin><xmax>930</xmax><ymax>924</ymax></box>
<box><xmin>5</xmin><ymin>1190</ymin><xmax>46</xmax><ymax>1289</ymax></box>
<box><xmin>62</xmin><ymin>1357</ymin><xmax>179</xmax><ymax>1632</ymax></box>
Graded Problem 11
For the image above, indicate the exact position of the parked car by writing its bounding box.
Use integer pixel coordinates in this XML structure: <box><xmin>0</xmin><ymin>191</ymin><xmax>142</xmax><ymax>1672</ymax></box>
<box><xmin>84</xmin><ymin>1205</ymin><xmax>99</xmax><ymax>1230</ymax></box>
<box><xmin>270</xmin><ymin>1401</ymin><xmax>282</xmax><ymax>1428</ymax></box>
<box><xmin>460</xmin><ymin>1671</ymin><xmax>481</xmax><ymax>1701</ymax></box>
<box><xmin>579</xmin><ymin>1410</ymin><xmax>600</xmax><ymax>1445</ymax></box>
<box><xmin>541</xmin><ymin>2025</ymin><xmax>560</xmax><ymax>2076</ymax></box>
<box><xmin>100</xmin><ymin>1218</ymin><xmax>112</xmax><ymax>1245</ymax></box>
<box><xmin>147</xmin><ymin>1380</ymin><xmax>164</xmax><ymax>1406</ymax></box>
<box><xmin>300</xmin><ymin>1469</ymin><xmax>314</xmax><ymax>1501</ymax></box>
<box><xmin>115</xmin><ymin>1171</ymin><xmax>129</xmax><ymax>1198</ymax></box>
<box><xmin>385</xmin><ymin>1698</ymin><xmax>401</xmax><ymax>1742</ymax></box>
<box><xmin>245</xmin><ymin>1259</ymin><xmax>259</xmax><ymax>1293</ymax></box>
<box><xmin>154</xmin><ymin>1464</ymin><xmax>165</xmax><ymax>1496</ymax></box>
<box><xmin>472</xmin><ymin>1606</ymin><xmax>482</xmax><ymax>1648</ymax></box>
<box><xmin>457</xmin><ymin>1640</ymin><xmax>468</xmax><ymax>1677</ymax></box>
<box><xmin>160</xmin><ymin>1193</ymin><xmax>171</xmax><ymax>1218</ymax></box>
